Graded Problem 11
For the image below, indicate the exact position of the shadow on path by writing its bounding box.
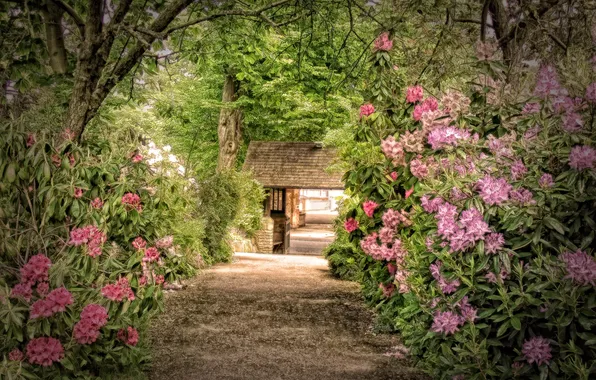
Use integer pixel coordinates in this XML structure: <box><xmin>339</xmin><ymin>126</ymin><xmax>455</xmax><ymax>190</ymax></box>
<box><xmin>148</xmin><ymin>253</ymin><xmax>426</xmax><ymax>380</ymax></box>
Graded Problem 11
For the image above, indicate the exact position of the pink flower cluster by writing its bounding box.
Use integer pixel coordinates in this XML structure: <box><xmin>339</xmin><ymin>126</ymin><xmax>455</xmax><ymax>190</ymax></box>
<box><xmin>539</xmin><ymin>173</ymin><xmax>554</xmax><ymax>188</ymax></box>
<box><xmin>73</xmin><ymin>304</ymin><xmax>109</xmax><ymax>344</ymax></box>
<box><xmin>122</xmin><ymin>193</ymin><xmax>142</xmax><ymax>212</ymax></box>
<box><xmin>381</xmin><ymin>135</ymin><xmax>405</xmax><ymax>165</ymax></box>
<box><xmin>373</xmin><ymin>32</ymin><xmax>393</xmax><ymax>51</ymax></box>
<box><xmin>26</xmin><ymin>133</ymin><xmax>36</xmax><ymax>147</ymax></box>
<box><xmin>441</xmin><ymin>90</ymin><xmax>470</xmax><ymax>118</ymax></box>
<box><xmin>90</xmin><ymin>197</ymin><xmax>104</xmax><ymax>209</ymax></box>
<box><xmin>510</xmin><ymin>188</ymin><xmax>535</xmax><ymax>205</ymax></box>
<box><xmin>69</xmin><ymin>225</ymin><xmax>107</xmax><ymax>258</ymax></box>
<box><xmin>344</xmin><ymin>218</ymin><xmax>359</xmax><ymax>233</ymax></box>
<box><xmin>569</xmin><ymin>145</ymin><xmax>596</xmax><ymax>170</ymax></box>
<box><xmin>534</xmin><ymin>65</ymin><xmax>564</xmax><ymax>98</ymax></box>
<box><xmin>379</xmin><ymin>283</ymin><xmax>395</xmax><ymax>298</ymax></box>
<box><xmin>143</xmin><ymin>247</ymin><xmax>160</xmax><ymax>262</ymax></box>
<box><xmin>586</xmin><ymin>82</ymin><xmax>596</xmax><ymax>104</ymax></box>
<box><xmin>101</xmin><ymin>278</ymin><xmax>135</xmax><ymax>302</ymax></box>
<box><xmin>30</xmin><ymin>287</ymin><xmax>74</xmax><ymax>319</ymax></box>
<box><xmin>156</xmin><ymin>235</ymin><xmax>174</xmax><ymax>249</ymax></box>
<box><xmin>132</xmin><ymin>154</ymin><xmax>143</xmax><ymax>163</ymax></box>
<box><xmin>412</xmin><ymin>97</ymin><xmax>438</xmax><ymax>121</ymax></box>
<box><xmin>382</xmin><ymin>209</ymin><xmax>411</xmax><ymax>229</ymax></box>
<box><xmin>522</xmin><ymin>336</ymin><xmax>552</xmax><ymax>366</ymax></box>
<box><xmin>429</xmin><ymin>261</ymin><xmax>460</xmax><ymax>294</ymax></box>
<box><xmin>117</xmin><ymin>326</ymin><xmax>139</xmax><ymax>346</ymax></box>
<box><xmin>406</xmin><ymin>85</ymin><xmax>424</xmax><ymax>104</ymax></box>
<box><xmin>430</xmin><ymin>297</ymin><xmax>477</xmax><ymax>335</ymax></box>
<box><xmin>10</xmin><ymin>254</ymin><xmax>52</xmax><ymax>302</ymax></box>
<box><xmin>560</xmin><ymin>250</ymin><xmax>596</xmax><ymax>286</ymax></box>
<box><xmin>132</xmin><ymin>236</ymin><xmax>147</xmax><ymax>250</ymax></box>
<box><xmin>360</xmin><ymin>233</ymin><xmax>406</xmax><ymax>262</ymax></box>
<box><xmin>359</xmin><ymin>103</ymin><xmax>375</xmax><ymax>118</ymax></box>
<box><xmin>427</xmin><ymin>126</ymin><xmax>470</xmax><ymax>150</ymax></box>
<box><xmin>510</xmin><ymin>160</ymin><xmax>527</xmax><ymax>180</ymax></box>
<box><xmin>26</xmin><ymin>337</ymin><xmax>64</xmax><ymax>367</ymax></box>
<box><xmin>476</xmin><ymin>175</ymin><xmax>512</xmax><ymax>205</ymax></box>
<box><xmin>9</xmin><ymin>348</ymin><xmax>24</xmax><ymax>361</ymax></box>
<box><xmin>484</xmin><ymin>233</ymin><xmax>505</xmax><ymax>254</ymax></box>
<box><xmin>362</xmin><ymin>200</ymin><xmax>379</xmax><ymax>217</ymax></box>
<box><xmin>562</xmin><ymin>111</ymin><xmax>583</xmax><ymax>133</ymax></box>
<box><xmin>522</xmin><ymin>102</ymin><xmax>540</xmax><ymax>114</ymax></box>
<box><xmin>74</xmin><ymin>187</ymin><xmax>84</xmax><ymax>199</ymax></box>
<box><xmin>409</xmin><ymin>157</ymin><xmax>429</xmax><ymax>179</ymax></box>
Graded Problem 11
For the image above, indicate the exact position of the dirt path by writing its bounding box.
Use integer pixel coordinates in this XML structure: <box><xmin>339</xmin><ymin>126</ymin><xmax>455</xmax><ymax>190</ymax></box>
<box><xmin>148</xmin><ymin>253</ymin><xmax>426</xmax><ymax>380</ymax></box>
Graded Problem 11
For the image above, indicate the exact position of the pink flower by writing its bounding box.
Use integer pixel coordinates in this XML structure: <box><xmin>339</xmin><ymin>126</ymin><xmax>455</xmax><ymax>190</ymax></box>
<box><xmin>539</xmin><ymin>173</ymin><xmax>554</xmax><ymax>188</ymax></box>
<box><xmin>387</xmin><ymin>263</ymin><xmax>397</xmax><ymax>276</ymax></box>
<box><xmin>485</xmin><ymin>272</ymin><xmax>498</xmax><ymax>283</ymax></box>
<box><xmin>410</xmin><ymin>157</ymin><xmax>428</xmax><ymax>179</ymax></box>
<box><xmin>405</xmin><ymin>186</ymin><xmax>414</xmax><ymax>199</ymax></box>
<box><xmin>562</xmin><ymin>112</ymin><xmax>583</xmax><ymax>133</ymax></box>
<box><xmin>132</xmin><ymin>154</ymin><xmax>143</xmax><ymax>163</ymax></box>
<box><xmin>427</xmin><ymin>126</ymin><xmax>470</xmax><ymax>150</ymax></box>
<box><xmin>132</xmin><ymin>237</ymin><xmax>147</xmax><ymax>250</ymax></box>
<box><xmin>69</xmin><ymin>225</ymin><xmax>106</xmax><ymax>257</ymax></box>
<box><xmin>9</xmin><ymin>348</ymin><xmax>24</xmax><ymax>361</ymax></box>
<box><xmin>117</xmin><ymin>326</ymin><xmax>139</xmax><ymax>346</ymax></box>
<box><xmin>534</xmin><ymin>65</ymin><xmax>564</xmax><ymax>98</ymax></box>
<box><xmin>359</xmin><ymin>103</ymin><xmax>375</xmax><ymax>118</ymax></box>
<box><xmin>10</xmin><ymin>283</ymin><xmax>32</xmax><ymax>302</ymax></box>
<box><xmin>569</xmin><ymin>145</ymin><xmax>596</xmax><ymax>170</ymax></box>
<box><xmin>344</xmin><ymin>218</ymin><xmax>359</xmax><ymax>233</ymax></box>
<box><xmin>139</xmin><ymin>275</ymin><xmax>148</xmax><ymax>286</ymax></box>
<box><xmin>73</xmin><ymin>318</ymin><xmax>101</xmax><ymax>344</ymax></box>
<box><xmin>485</xmin><ymin>233</ymin><xmax>505</xmax><ymax>254</ymax></box>
<box><xmin>381</xmin><ymin>135</ymin><xmax>405</xmax><ymax>165</ymax></box>
<box><xmin>476</xmin><ymin>175</ymin><xmax>512</xmax><ymax>205</ymax></box>
<box><xmin>379</xmin><ymin>283</ymin><xmax>395</xmax><ymax>298</ymax></box>
<box><xmin>560</xmin><ymin>250</ymin><xmax>596</xmax><ymax>286</ymax></box>
<box><xmin>510</xmin><ymin>188</ymin><xmax>535</xmax><ymax>205</ymax></box>
<box><xmin>101</xmin><ymin>278</ymin><xmax>135</xmax><ymax>302</ymax></box>
<box><xmin>26</xmin><ymin>337</ymin><xmax>64</xmax><ymax>367</ymax></box>
<box><xmin>431</xmin><ymin>310</ymin><xmax>462</xmax><ymax>335</ymax></box>
<box><xmin>373</xmin><ymin>32</ymin><xmax>393</xmax><ymax>51</ymax></box>
<box><xmin>143</xmin><ymin>247</ymin><xmax>160</xmax><ymax>262</ymax></box>
<box><xmin>412</xmin><ymin>97</ymin><xmax>438</xmax><ymax>121</ymax></box>
<box><xmin>458</xmin><ymin>296</ymin><xmax>477</xmax><ymax>322</ymax></box>
<box><xmin>155</xmin><ymin>275</ymin><xmax>165</xmax><ymax>285</ymax></box>
<box><xmin>26</xmin><ymin>134</ymin><xmax>36</xmax><ymax>147</ymax></box>
<box><xmin>382</xmin><ymin>209</ymin><xmax>410</xmax><ymax>229</ymax></box>
<box><xmin>41</xmin><ymin>287</ymin><xmax>74</xmax><ymax>315</ymax></box>
<box><xmin>51</xmin><ymin>154</ymin><xmax>61</xmax><ymax>167</ymax></box>
<box><xmin>421</xmin><ymin>195</ymin><xmax>444</xmax><ymax>213</ymax></box>
<box><xmin>390</xmin><ymin>171</ymin><xmax>398</xmax><ymax>181</ymax></box>
<box><xmin>122</xmin><ymin>193</ymin><xmax>142</xmax><ymax>212</ymax></box>
<box><xmin>90</xmin><ymin>198</ymin><xmax>103</xmax><ymax>209</ymax></box>
<box><xmin>510</xmin><ymin>160</ymin><xmax>527</xmax><ymax>180</ymax></box>
<box><xmin>20</xmin><ymin>254</ymin><xmax>51</xmax><ymax>285</ymax></box>
<box><xmin>155</xmin><ymin>235</ymin><xmax>174</xmax><ymax>249</ymax></box>
<box><xmin>522</xmin><ymin>336</ymin><xmax>552</xmax><ymax>366</ymax></box>
<box><xmin>522</xmin><ymin>102</ymin><xmax>540</xmax><ymax>114</ymax></box>
<box><xmin>36</xmin><ymin>282</ymin><xmax>49</xmax><ymax>297</ymax></box>
<box><xmin>586</xmin><ymin>82</ymin><xmax>596</xmax><ymax>103</ymax></box>
<box><xmin>80</xmin><ymin>304</ymin><xmax>109</xmax><ymax>328</ymax></box>
<box><xmin>406</xmin><ymin>85</ymin><xmax>424</xmax><ymax>103</ymax></box>
<box><xmin>362</xmin><ymin>200</ymin><xmax>379</xmax><ymax>218</ymax></box>
<box><xmin>74</xmin><ymin>188</ymin><xmax>84</xmax><ymax>199</ymax></box>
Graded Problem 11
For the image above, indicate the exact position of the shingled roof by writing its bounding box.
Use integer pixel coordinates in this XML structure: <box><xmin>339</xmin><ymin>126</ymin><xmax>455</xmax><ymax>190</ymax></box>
<box><xmin>243</xmin><ymin>141</ymin><xmax>344</xmax><ymax>189</ymax></box>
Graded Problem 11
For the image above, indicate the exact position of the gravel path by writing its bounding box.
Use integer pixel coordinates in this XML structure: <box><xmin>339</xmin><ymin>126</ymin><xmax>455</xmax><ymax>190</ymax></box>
<box><xmin>148</xmin><ymin>252</ymin><xmax>426</xmax><ymax>380</ymax></box>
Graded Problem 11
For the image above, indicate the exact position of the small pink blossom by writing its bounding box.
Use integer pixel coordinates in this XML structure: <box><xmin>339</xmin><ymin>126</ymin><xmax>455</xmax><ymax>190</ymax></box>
<box><xmin>122</xmin><ymin>193</ymin><xmax>142</xmax><ymax>212</ymax></box>
<box><xmin>390</xmin><ymin>171</ymin><xmax>398</xmax><ymax>181</ymax></box>
<box><xmin>26</xmin><ymin>134</ymin><xmax>36</xmax><ymax>147</ymax></box>
<box><xmin>80</xmin><ymin>304</ymin><xmax>109</xmax><ymax>328</ymax></box>
<box><xmin>373</xmin><ymin>32</ymin><xmax>393</xmax><ymax>51</ymax></box>
<box><xmin>427</xmin><ymin>126</ymin><xmax>470</xmax><ymax>150</ymax></box>
<box><xmin>36</xmin><ymin>282</ymin><xmax>49</xmax><ymax>297</ymax></box>
<box><xmin>405</xmin><ymin>186</ymin><xmax>414</xmax><ymax>199</ymax></box>
<box><xmin>132</xmin><ymin>237</ymin><xmax>147</xmax><ymax>250</ymax></box>
<box><xmin>569</xmin><ymin>145</ymin><xmax>596</xmax><ymax>170</ymax></box>
<box><xmin>20</xmin><ymin>254</ymin><xmax>51</xmax><ymax>285</ymax></box>
<box><xmin>132</xmin><ymin>154</ymin><xmax>143</xmax><ymax>163</ymax></box>
<box><xmin>586</xmin><ymin>82</ymin><xmax>596</xmax><ymax>103</ymax></box>
<box><xmin>381</xmin><ymin>135</ymin><xmax>405</xmax><ymax>165</ymax></box>
<box><xmin>379</xmin><ymin>283</ymin><xmax>395</xmax><ymax>298</ymax></box>
<box><xmin>562</xmin><ymin>112</ymin><xmax>583</xmax><ymax>133</ymax></box>
<box><xmin>539</xmin><ymin>173</ymin><xmax>554</xmax><ymax>188</ymax></box>
<box><xmin>485</xmin><ymin>233</ymin><xmax>505</xmax><ymax>254</ymax></box>
<box><xmin>522</xmin><ymin>336</ymin><xmax>552</xmax><ymax>366</ymax></box>
<box><xmin>362</xmin><ymin>200</ymin><xmax>379</xmax><ymax>218</ymax></box>
<box><xmin>155</xmin><ymin>275</ymin><xmax>165</xmax><ymax>285</ymax></box>
<box><xmin>476</xmin><ymin>175</ymin><xmax>512</xmax><ymax>205</ymax></box>
<box><xmin>101</xmin><ymin>278</ymin><xmax>135</xmax><ymax>302</ymax></box>
<box><xmin>90</xmin><ymin>197</ymin><xmax>104</xmax><ymax>209</ymax></box>
<box><xmin>510</xmin><ymin>160</ymin><xmax>527</xmax><ymax>180</ymax></box>
<box><xmin>522</xmin><ymin>102</ymin><xmax>540</xmax><ymax>114</ymax></box>
<box><xmin>359</xmin><ymin>103</ymin><xmax>375</xmax><ymax>118</ymax></box>
<box><xmin>9</xmin><ymin>348</ymin><xmax>24</xmax><ymax>361</ymax></box>
<box><xmin>431</xmin><ymin>310</ymin><xmax>462</xmax><ymax>335</ymax></box>
<box><xmin>344</xmin><ymin>218</ymin><xmax>359</xmax><ymax>233</ymax></box>
<box><xmin>155</xmin><ymin>235</ymin><xmax>174</xmax><ymax>249</ymax></box>
<box><xmin>117</xmin><ymin>326</ymin><xmax>139</xmax><ymax>346</ymax></box>
<box><xmin>74</xmin><ymin>188</ymin><xmax>84</xmax><ymax>199</ymax></box>
<box><xmin>26</xmin><ymin>337</ymin><xmax>64</xmax><ymax>367</ymax></box>
<box><xmin>560</xmin><ymin>250</ymin><xmax>596</xmax><ymax>286</ymax></box>
<box><xmin>406</xmin><ymin>85</ymin><xmax>424</xmax><ymax>103</ymax></box>
<box><xmin>10</xmin><ymin>283</ymin><xmax>32</xmax><ymax>302</ymax></box>
<box><xmin>143</xmin><ymin>247</ymin><xmax>160</xmax><ymax>262</ymax></box>
<box><xmin>73</xmin><ymin>319</ymin><xmax>101</xmax><ymax>344</ymax></box>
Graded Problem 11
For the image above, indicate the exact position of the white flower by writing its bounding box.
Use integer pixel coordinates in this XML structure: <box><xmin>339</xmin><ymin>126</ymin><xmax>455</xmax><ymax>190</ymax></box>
<box><xmin>148</xmin><ymin>148</ymin><xmax>161</xmax><ymax>156</ymax></box>
<box><xmin>168</xmin><ymin>154</ymin><xmax>178</xmax><ymax>163</ymax></box>
<box><xmin>163</xmin><ymin>145</ymin><xmax>172</xmax><ymax>152</ymax></box>
<box><xmin>177</xmin><ymin>165</ymin><xmax>186</xmax><ymax>175</ymax></box>
<box><xmin>148</xmin><ymin>141</ymin><xmax>156</xmax><ymax>148</ymax></box>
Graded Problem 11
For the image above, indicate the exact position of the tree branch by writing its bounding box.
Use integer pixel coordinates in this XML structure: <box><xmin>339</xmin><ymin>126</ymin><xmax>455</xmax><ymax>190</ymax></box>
<box><xmin>52</xmin><ymin>0</ymin><xmax>85</xmax><ymax>35</ymax></box>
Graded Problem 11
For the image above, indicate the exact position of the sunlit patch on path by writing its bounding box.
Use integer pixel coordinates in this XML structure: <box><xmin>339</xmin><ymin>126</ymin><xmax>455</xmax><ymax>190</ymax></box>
<box><xmin>149</xmin><ymin>252</ymin><xmax>426</xmax><ymax>380</ymax></box>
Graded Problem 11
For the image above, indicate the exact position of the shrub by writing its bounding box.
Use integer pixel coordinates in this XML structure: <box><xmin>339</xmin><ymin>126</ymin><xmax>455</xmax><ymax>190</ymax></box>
<box><xmin>334</xmin><ymin>32</ymin><xmax>596</xmax><ymax>379</ymax></box>
<box><xmin>0</xmin><ymin>113</ymin><xmax>202</xmax><ymax>377</ymax></box>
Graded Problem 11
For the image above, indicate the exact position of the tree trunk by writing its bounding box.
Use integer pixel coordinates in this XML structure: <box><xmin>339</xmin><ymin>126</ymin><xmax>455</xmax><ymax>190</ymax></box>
<box><xmin>42</xmin><ymin>1</ymin><xmax>67</xmax><ymax>74</ymax></box>
<box><xmin>216</xmin><ymin>74</ymin><xmax>243</xmax><ymax>172</ymax></box>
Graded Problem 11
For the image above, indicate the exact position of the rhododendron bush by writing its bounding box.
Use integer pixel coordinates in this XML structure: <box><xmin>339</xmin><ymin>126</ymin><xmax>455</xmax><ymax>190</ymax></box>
<box><xmin>328</xmin><ymin>32</ymin><xmax>596</xmax><ymax>379</ymax></box>
<box><xmin>0</xmin><ymin>122</ymin><xmax>204</xmax><ymax>377</ymax></box>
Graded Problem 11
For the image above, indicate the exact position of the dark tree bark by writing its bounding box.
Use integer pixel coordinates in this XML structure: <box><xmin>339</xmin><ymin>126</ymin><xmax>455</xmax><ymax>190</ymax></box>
<box><xmin>217</xmin><ymin>74</ymin><xmax>242</xmax><ymax>172</ymax></box>
<box><xmin>42</xmin><ymin>0</ymin><xmax>67</xmax><ymax>74</ymax></box>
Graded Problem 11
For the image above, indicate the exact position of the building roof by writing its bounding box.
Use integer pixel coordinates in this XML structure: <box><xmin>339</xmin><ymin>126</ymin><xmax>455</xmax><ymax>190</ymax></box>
<box><xmin>243</xmin><ymin>141</ymin><xmax>344</xmax><ymax>189</ymax></box>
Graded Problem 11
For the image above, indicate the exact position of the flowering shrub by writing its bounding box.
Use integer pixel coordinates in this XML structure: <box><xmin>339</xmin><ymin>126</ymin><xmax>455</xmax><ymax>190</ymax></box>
<box><xmin>0</xmin><ymin>118</ymin><xmax>206</xmax><ymax>377</ymax></box>
<box><xmin>329</xmin><ymin>32</ymin><xmax>596</xmax><ymax>379</ymax></box>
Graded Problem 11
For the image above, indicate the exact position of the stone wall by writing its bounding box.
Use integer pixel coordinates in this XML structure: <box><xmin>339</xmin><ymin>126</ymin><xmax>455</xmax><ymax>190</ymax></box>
<box><xmin>254</xmin><ymin>216</ymin><xmax>274</xmax><ymax>253</ymax></box>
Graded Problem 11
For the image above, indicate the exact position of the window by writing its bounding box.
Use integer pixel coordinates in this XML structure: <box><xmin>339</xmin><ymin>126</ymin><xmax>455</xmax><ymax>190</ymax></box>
<box><xmin>270</xmin><ymin>188</ymin><xmax>285</xmax><ymax>213</ymax></box>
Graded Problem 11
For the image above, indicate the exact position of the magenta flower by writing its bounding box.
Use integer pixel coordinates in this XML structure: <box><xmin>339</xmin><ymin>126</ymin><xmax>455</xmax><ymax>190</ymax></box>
<box><xmin>132</xmin><ymin>236</ymin><xmax>147</xmax><ymax>251</ymax></box>
<box><xmin>390</xmin><ymin>171</ymin><xmax>398</xmax><ymax>181</ymax></box>
<box><xmin>10</xmin><ymin>283</ymin><xmax>32</xmax><ymax>302</ymax></box>
<box><xmin>344</xmin><ymin>218</ymin><xmax>359</xmax><ymax>233</ymax></box>
<box><xmin>359</xmin><ymin>103</ymin><xmax>375</xmax><ymax>118</ymax></box>
<box><xmin>431</xmin><ymin>310</ymin><xmax>463</xmax><ymax>335</ymax></box>
<box><xmin>26</xmin><ymin>337</ymin><xmax>64</xmax><ymax>367</ymax></box>
<box><xmin>405</xmin><ymin>186</ymin><xmax>415</xmax><ymax>199</ymax></box>
<box><xmin>562</xmin><ymin>111</ymin><xmax>583</xmax><ymax>133</ymax></box>
<box><xmin>8</xmin><ymin>349</ymin><xmax>24</xmax><ymax>361</ymax></box>
<box><xmin>143</xmin><ymin>247</ymin><xmax>160</xmax><ymax>262</ymax></box>
<box><xmin>476</xmin><ymin>175</ymin><xmax>512</xmax><ymax>205</ymax></box>
<box><xmin>560</xmin><ymin>250</ymin><xmax>596</xmax><ymax>286</ymax></box>
<box><xmin>509</xmin><ymin>188</ymin><xmax>535</xmax><ymax>205</ymax></box>
<box><xmin>90</xmin><ymin>197</ymin><xmax>104</xmax><ymax>209</ymax></box>
<box><xmin>406</xmin><ymin>85</ymin><xmax>424</xmax><ymax>103</ymax></box>
<box><xmin>421</xmin><ymin>195</ymin><xmax>444</xmax><ymax>213</ymax></box>
<box><xmin>569</xmin><ymin>145</ymin><xmax>596</xmax><ymax>170</ymax></box>
<box><xmin>534</xmin><ymin>65</ymin><xmax>564</xmax><ymax>98</ymax></box>
<box><xmin>427</xmin><ymin>126</ymin><xmax>470</xmax><ymax>150</ymax></box>
<box><xmin>74</xmin><ymin>187</ymin><xmax>84</xmax><ymax>199</ymax></box>
<box><xmin>485</xmin><ymin>233</ymin><xmax>505</xmax><ymax>254</ymax></box>
<box><xmin>131</xmin><ymin>154</ymin><xmax>143</xmax><ymax>163</ymax></box>
<box><xmin>362</xmin><ymin>200</ymin><xmax>379</xmax><ymax>217</ymax></box>
<box><xmin>101</xmin><ymin>278</ymin><xmax>135</xmax><ymax>302</ymax></box>
<box><xmin>20</xmin><ymin>254</ymin><xmax>51</xmax><ymax>286</ymax></box>
<box><xmin>26</xmin><ymin>133</ymin><xmax>36</xmax><ymax>147</ymax></box>
<box><xmin>373</xmin><ymin>32</ymin><xmax>393</xmax><ymax>51</ymax></box>
<box><xmin>379</xmin><ymin>282</ymin><xmax>395</xmax><ymax>298</ymax></box>
<box><xmin>117</xmin><ymin>326</ymin><xmax>139</xmax><ymax>346</ymax></box>
<box><xmin>522</xmin><ymin>336</ymin><xmax>552</xmax><ymax>366</ymax></box>
<box><xmin>122</xmin><ymin>193</ymin><xmax>142</xmax><ymax>212</ymax></box>
<box><xmin>412</xmin><ymin>97</ymin><xmax>438</xmax><ymax>120</ymax></box>
<box><xmin>539</xmin><ymin>173</ymin><xmax>554</xmax><ymax>188</ymax></box>
<box><xmin>73</xmin><ymin>318</ymin><xmax>101</xmax><ymax>344</ymax></box>
<box><xmin>510</xmin><ymin>159</ymin><xmax>528</xmax><ymax>180</ymax></box>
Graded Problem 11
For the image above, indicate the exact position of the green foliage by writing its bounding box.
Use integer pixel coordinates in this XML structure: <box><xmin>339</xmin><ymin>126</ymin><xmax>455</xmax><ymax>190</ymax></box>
<box><xmin>231</xmin><ymin>172</ymin><xmax>265</xmax><ymax>237</ymax></box>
